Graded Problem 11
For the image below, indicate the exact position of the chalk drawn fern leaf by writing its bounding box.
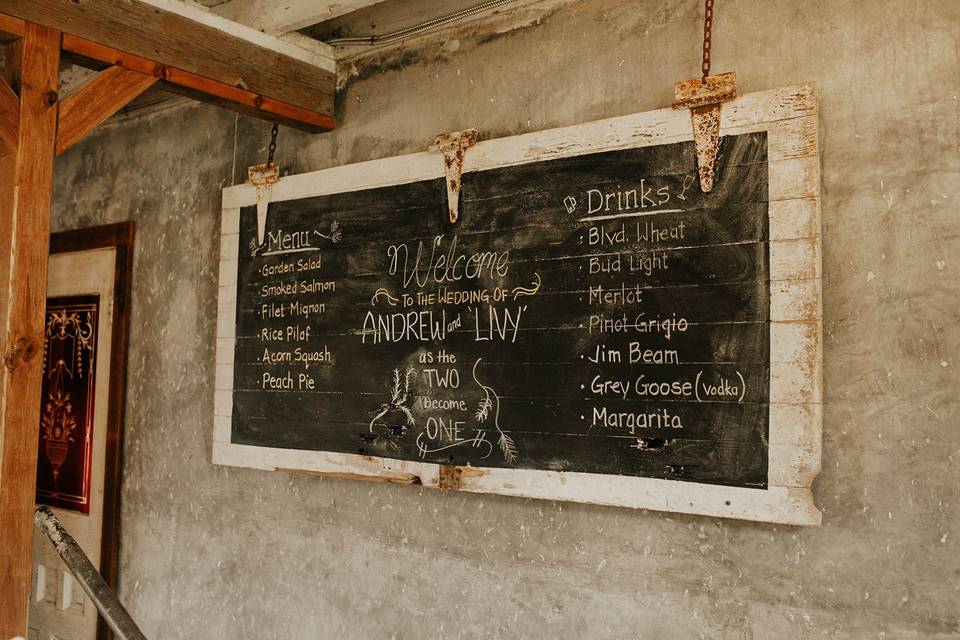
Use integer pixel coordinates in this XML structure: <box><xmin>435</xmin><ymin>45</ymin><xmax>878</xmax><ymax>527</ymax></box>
<box><xmin>472</xmin><ymin>357</ymin><xmax>518</xmax><ymax>464</ymax></box>
<box><xmin>475</xmin><ymin>397</ymin><xmax>492</xmax><ymax>422</ymax></box>
<box><xmin>404</xmin><ymin>366</ymin><xmax>417</xmax><ymax>391</ymax></box>
<box><xmin>328</xmin><ymin>220</ymin><xmax>342</xmax><ymax>243</ymax></box>
<box><xmin>498</xmin><ymin>433</ymin><xmax>518</xmax><ymax>465</ymax></box>
<box><xmin>390</xmin><ymin>368</ymin><xmax>402</xmax><ymax>401</ymax></box>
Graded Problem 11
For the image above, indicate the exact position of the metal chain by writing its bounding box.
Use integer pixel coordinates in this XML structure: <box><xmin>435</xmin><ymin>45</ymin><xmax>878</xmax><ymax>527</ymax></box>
<box><xmin>702</xmin><ymin>0</ymin><xmax>714</xmax><ymax>80</ymax></box>
<box><xmin>267</xmin><ymin>122</ymin><xmax>279</xmax><ymax>165</ymax></box>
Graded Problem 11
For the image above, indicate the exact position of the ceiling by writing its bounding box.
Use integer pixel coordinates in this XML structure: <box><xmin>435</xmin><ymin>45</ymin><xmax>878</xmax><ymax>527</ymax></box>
<box><xmin>49</xmin><ymin>0</ymin><xmax>538</xmax><ymax>121</ymax></box>
<box><xmin>303</xmin><ymin>0</ymin><xmax>507</xmax><ymax>43</ymax></box>
<box><xmin>194</xmin><ymin>0</ymin><xmax>523</xmax><ymax>48</ymax></box>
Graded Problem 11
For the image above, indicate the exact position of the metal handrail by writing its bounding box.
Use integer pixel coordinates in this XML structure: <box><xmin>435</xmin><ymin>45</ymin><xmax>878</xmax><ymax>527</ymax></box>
<box><xmin>34</xmin><ymin>506</ymin><xmax>148</xmax><ymax>640</ymax></box>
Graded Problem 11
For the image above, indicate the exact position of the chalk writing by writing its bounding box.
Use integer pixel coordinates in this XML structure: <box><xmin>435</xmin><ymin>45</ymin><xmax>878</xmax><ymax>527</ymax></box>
<box><xmin>229</xmin><ymin>132</ymin><xmax>771</xmax><ymax>487</ymax></box>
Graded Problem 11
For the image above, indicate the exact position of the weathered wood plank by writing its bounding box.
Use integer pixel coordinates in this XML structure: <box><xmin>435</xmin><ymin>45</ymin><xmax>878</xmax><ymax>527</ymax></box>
<box><xmin>453</xmin><ymin>465</ymin><xmax>820</xmax><ymax>525</ymax></box>
<box><xmin>0</xmin><ymin>13</ymin><xmax>24</xmax><ymax>42</ymax></box>
<box><xmin>214</xmin><ymin>0</ymin><xmax>387</xmax><ymax>35</ymax></box>
<box><xmin>0</xmin><ymin>75</ymin><xmax>17</xmax><ymax>156</ymax></box>
<box><xmin>0</xmin><ymin>23</ymin><xmax>60</xmax><ymax>639</ymax></box>
<box><xmin>60</xmin><ymin>33</ymin><xmax>333</xmax><ymax>133</ymax></box>
<box><xmin>141</xmin><ymin>0</ymin><xmax>336</xmax><ymax>70</ymax></box>
<box><xmin>0</xmin><ymin>0</ymin><xmax>335</xmax><ymax>115</ymax></box>
<box><xmin>769</xmin><ymin>198</ymin><xmax>819</xmax><ymax>241</ymax></box>
<box><xmin>213</xmin><ymin>440</ymin><xmax>818</xmax><ymax>525</ymax></box>
<box><xmin>216</xmin><ymin>337</ymin><xmax>235</xmax><ymax>366</ymax></box>
<box><xmin>56</xmin><ymin>66</ymin><xmax>157</xmax><ymax>155</ymax></box>
<box><xmin>770</xmin><ymin>278</ymin><xmax>822</xmax><ymax>322</ymax></box>
<box><xmin>221</xmin><ymin>207</ymin><xmax>241</xmax><ymax>236</ymax></box>
<box><xmin>0</xmin><ymin>41</ymin><xmax>22</xmax><ymax>389</ymax></box>
<box><xmin>0</xmin><ymin>43</ymin><xmax>21</xmax><ymax>435</ymax></box>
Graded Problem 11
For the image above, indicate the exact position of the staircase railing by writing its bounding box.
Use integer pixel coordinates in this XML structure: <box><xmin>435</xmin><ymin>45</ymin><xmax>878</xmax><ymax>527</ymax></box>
<box><xmin>34</xmin><ymin>506</ymin><xmax>148</xmax><ymax>640</ymax></box>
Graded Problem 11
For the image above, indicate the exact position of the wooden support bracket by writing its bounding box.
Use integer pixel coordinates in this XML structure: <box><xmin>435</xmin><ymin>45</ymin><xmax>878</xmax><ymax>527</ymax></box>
<box><xmin>56</xmin><ymin>65</ymin><xmax>157</xmax><ymax>155</ymax></box>
<box><xmin>430</xmin><ymin>129</ymin><xmax>478</xmax><ymax>224</ymax></box>
<box><xmin>672</xmin><ymin>71</ymin><xmax>737</xmax><ymax>192</ymax></box>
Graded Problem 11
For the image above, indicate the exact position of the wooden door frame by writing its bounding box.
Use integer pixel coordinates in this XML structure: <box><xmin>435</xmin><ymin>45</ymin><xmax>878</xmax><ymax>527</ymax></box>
<box><xmin>49</xmin><ymin>221</ymin><xmax>135</xmax><ymax>640</ymax></box>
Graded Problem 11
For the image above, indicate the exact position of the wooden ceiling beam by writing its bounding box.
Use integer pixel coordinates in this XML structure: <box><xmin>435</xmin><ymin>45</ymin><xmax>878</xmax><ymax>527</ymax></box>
<box><xmin>0</xmin><ymin>0</ymin><xmax>336</xmax><ymax>131</ymax></box>
<box><xmin>61</xmin><ymin>34</ymin><xmax>334</xmax><ymax>132</ymax></box>
<box><xmin>213</xmin><ymin>0</ymin><xmax>388</xmax><ymax>35</ymax></box>
<box><xmin>56</xmin><ymin>66</ymin><xmax>158</xmax><ymax>156</ymax></box>
<box><xmin>0</xmin><ymin>13</ymin><xmax>24</xmax><ymax>43</ymax></box>
<box><xmin>0</xmin><ymin>12</ymin><xmax>333</xmax><ymax>132</ymax></box>
<box><xmin>0</xmin><ymin>75</ymin><xmax>18</xmax><ymax>156</ymax></box>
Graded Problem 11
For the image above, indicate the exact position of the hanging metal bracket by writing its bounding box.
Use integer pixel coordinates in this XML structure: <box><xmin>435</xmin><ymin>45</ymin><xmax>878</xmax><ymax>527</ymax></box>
<box><xmin>247</xmin><ymin>162</ymin><xmax>280</xmax><ymax>246</ymax></box>
<box><xmin>430</xmin><ymin>128</ymin><xmax>478</xmax><ymax>224</ymax></box>
<box><xmin>672</xmin><ymin>71</ymin><xmax>737</xmax><ymax>193</ymax></box>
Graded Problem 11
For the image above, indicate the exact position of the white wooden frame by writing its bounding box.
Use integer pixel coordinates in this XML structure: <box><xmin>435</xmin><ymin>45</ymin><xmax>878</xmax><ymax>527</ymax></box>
<box><xmin>211</xmin><ymin>0</ymin><xmax>388</xmax><ymax>37</ymax></box>
<box><xmin>147</xmin><ymin>0</ymin><xmax>337</xmax><ymax>71</ymax></box>
<box><xmin>214</xmin><ymin>84</ymin><xmax>822</xmax><ymax>526</ymax></box>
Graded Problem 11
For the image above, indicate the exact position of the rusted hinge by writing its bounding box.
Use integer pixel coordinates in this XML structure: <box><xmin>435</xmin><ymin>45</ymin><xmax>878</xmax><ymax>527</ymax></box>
<box><xmin>247</xmin><ymin>162</ymin><xmax>280</xmax><ymax>247</ymax></box>
<box><xmin>4</xmin><ymin>336</ymin><xmax>39</xmax><ymax>371</ymax></box>
<box><xmin>429</xmin><ymin>129</ymin><xmax>478</xmax><ymax>224</ymax></box>
<box><xmin>672</xmin><ymin>71</ymin><xmax>737</xmax><ymax>193</ymax></box>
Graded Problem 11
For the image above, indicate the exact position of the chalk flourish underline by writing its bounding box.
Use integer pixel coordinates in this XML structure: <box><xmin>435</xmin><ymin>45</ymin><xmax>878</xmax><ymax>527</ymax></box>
<box><xmin>577</xmin><ymin>208</ymin><xmax>685</xmax><ymax>223</ymax></box>
<box><xmin>259</xmin><ymin>247</ymin><xmax>320</xmax><ymax>256</ymax></box>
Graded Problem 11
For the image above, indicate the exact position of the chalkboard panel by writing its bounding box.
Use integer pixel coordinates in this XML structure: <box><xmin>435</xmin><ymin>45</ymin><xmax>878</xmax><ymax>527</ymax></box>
<box><xmin>214</xmin><ymin>84</ymin><xmax>823</xmax><ymax>525</ymax></box>
<box><xmin>230</xmin><ymin>134</ymin><xmax>769</xmax><ymax>488</ymax></box>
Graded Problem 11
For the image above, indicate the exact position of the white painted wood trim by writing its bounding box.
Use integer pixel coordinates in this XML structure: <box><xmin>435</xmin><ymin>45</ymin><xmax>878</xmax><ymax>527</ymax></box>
<box><xmin>215</xmin><ymin>207</ymin><xmax>241</xmax><ymax>424</ymax></box>
<box><xmin>146</xmin><ymin>0</ymin><xmax>336</xmax><ymax>72</ymax></box>
<box><xmin>212</xmin><ymin>0</ymin><xmax>387</xmax><ymax>36</ymax></box>
<box><xmin>215</xmin><ymin>83</ymin><xmax>823</xmax><ymax>526</ymax></box>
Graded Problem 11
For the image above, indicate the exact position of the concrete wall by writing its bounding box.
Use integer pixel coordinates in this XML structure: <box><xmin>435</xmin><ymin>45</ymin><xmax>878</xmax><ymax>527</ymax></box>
<box><xmin>51</xmin><ymin>0</ymin><xmax>960</xmax><ymax>637</ymax></box>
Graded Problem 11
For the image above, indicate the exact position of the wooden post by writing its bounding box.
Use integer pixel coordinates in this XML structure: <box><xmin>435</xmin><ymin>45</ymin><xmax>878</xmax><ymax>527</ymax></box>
<box><xmin>0</xmin><ymin>22</ymin><xmax>61</xmax><ymax>638</ymax></box>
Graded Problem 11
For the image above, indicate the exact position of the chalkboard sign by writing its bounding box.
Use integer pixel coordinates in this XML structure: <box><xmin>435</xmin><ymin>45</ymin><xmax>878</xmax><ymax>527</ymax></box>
<box><xmin>215</xmin><ymin>84</ymin><xmax>822</xmax><ymax>525</ymax></box>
